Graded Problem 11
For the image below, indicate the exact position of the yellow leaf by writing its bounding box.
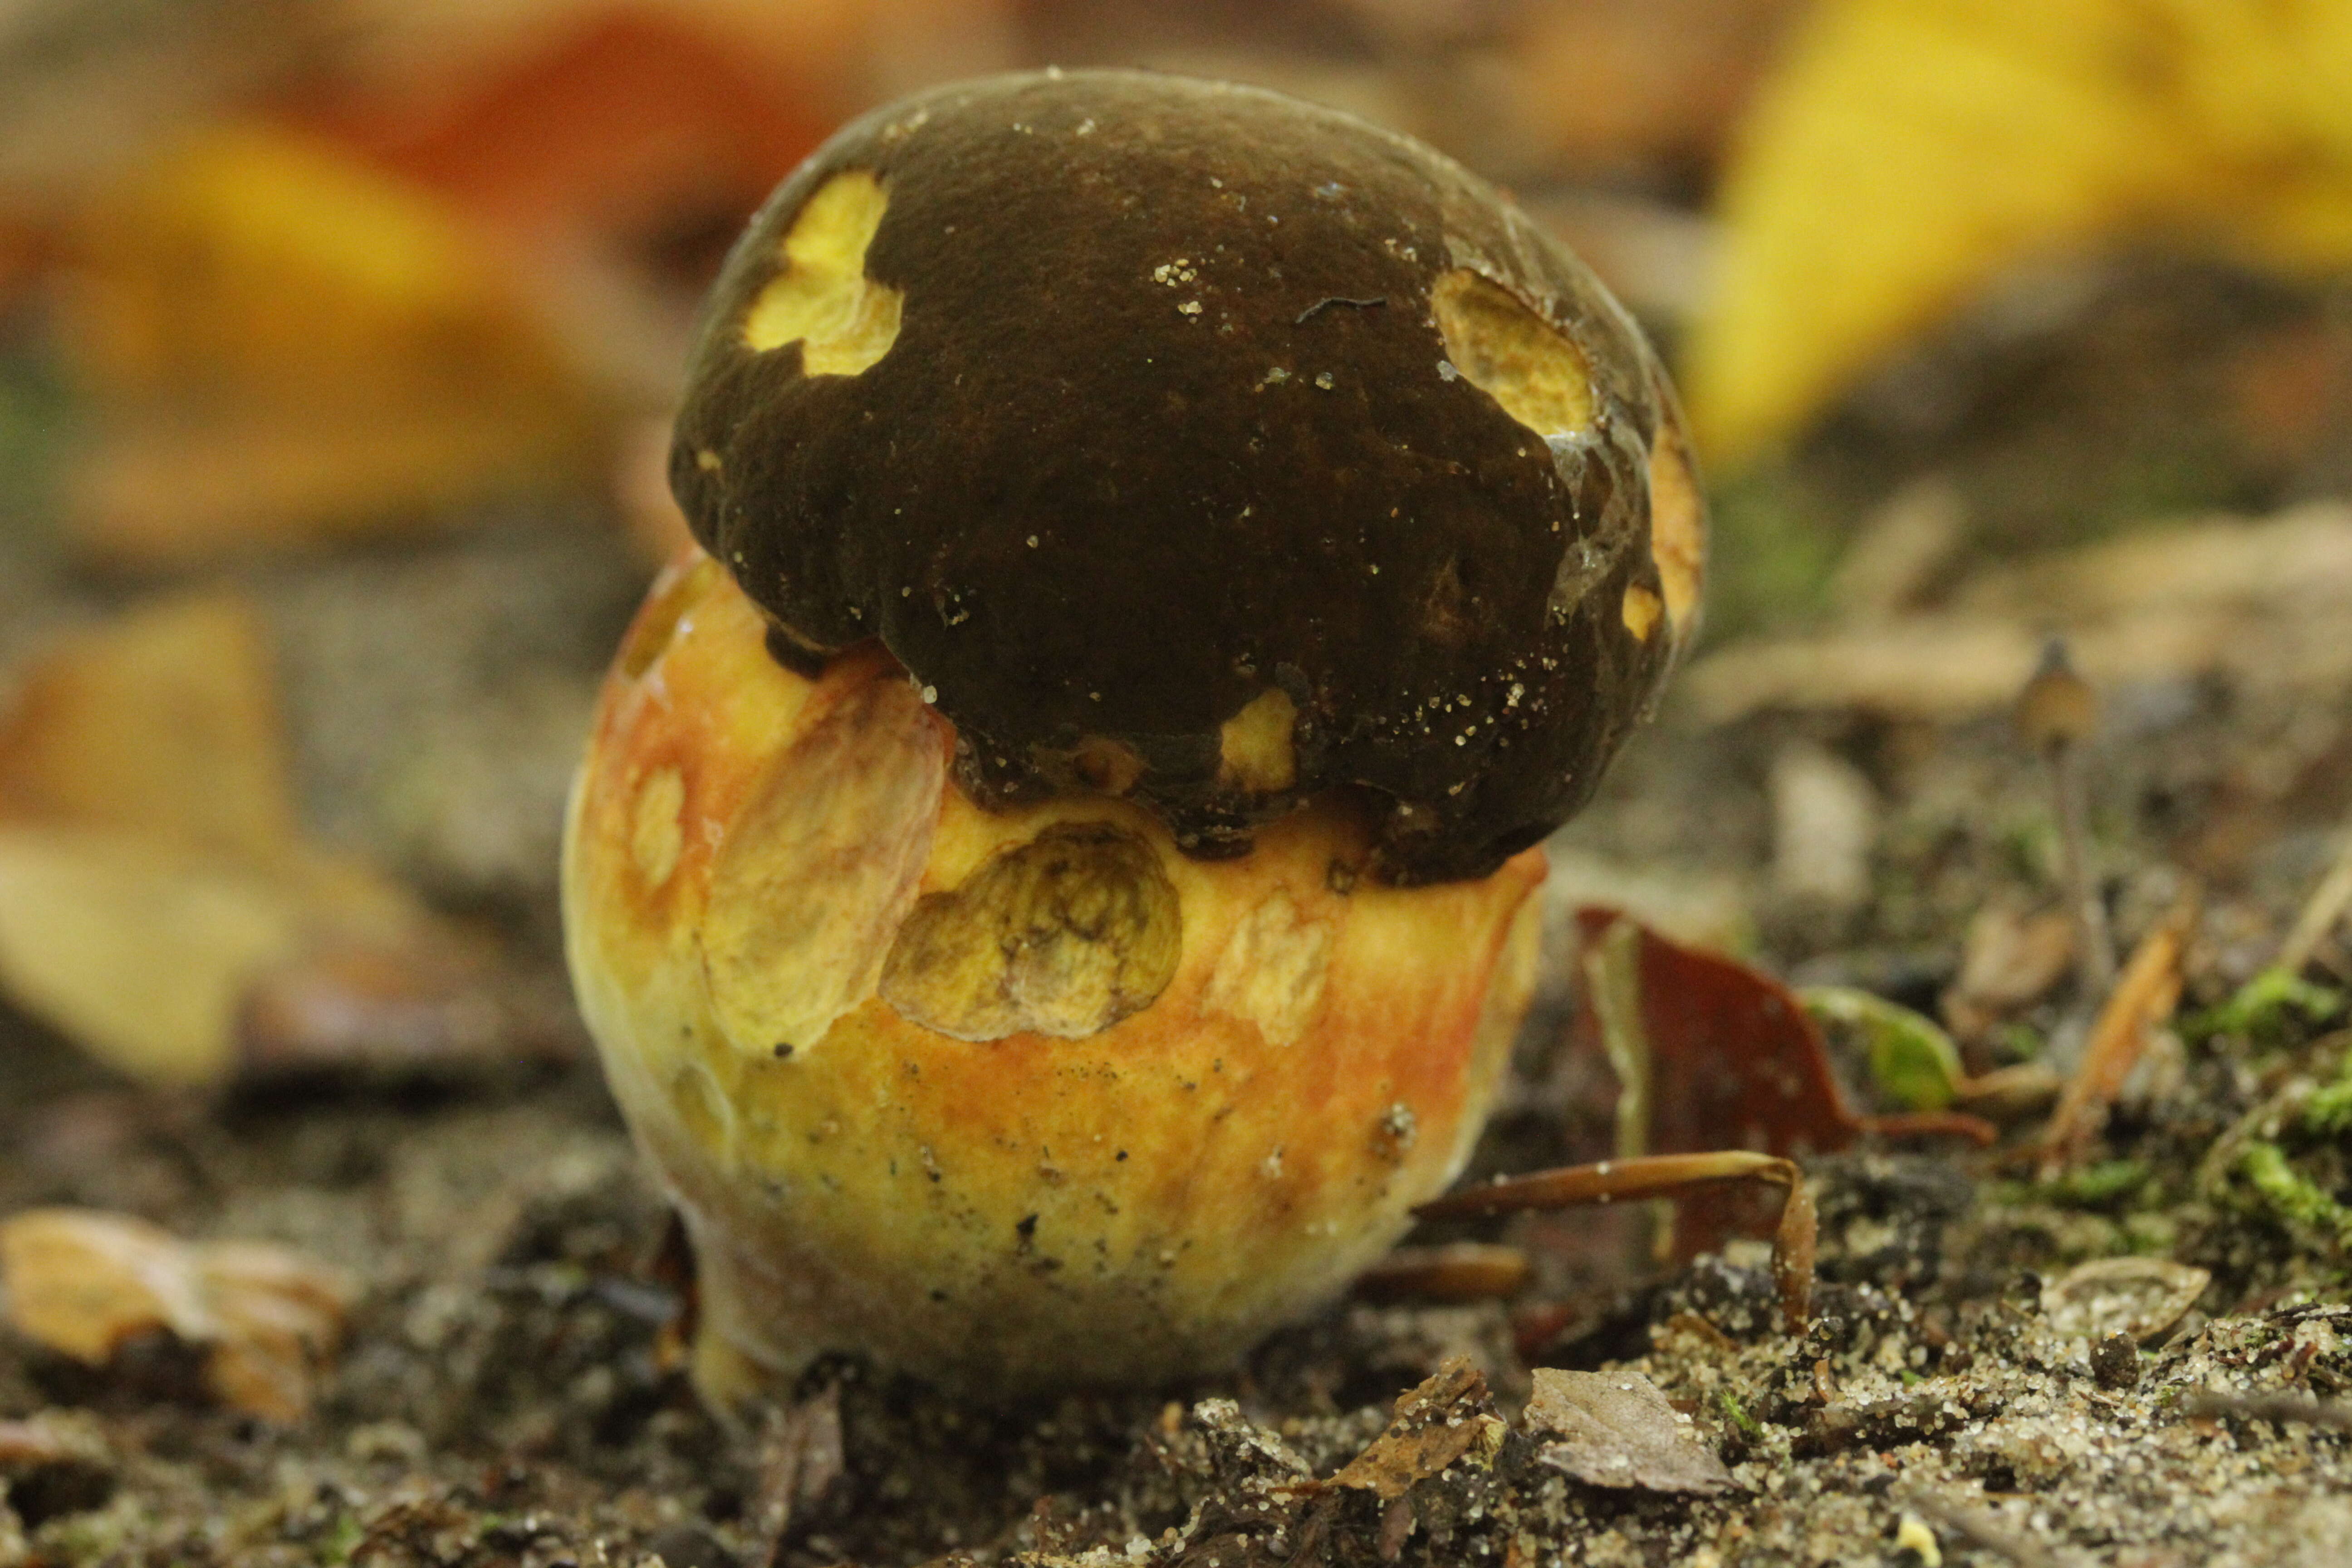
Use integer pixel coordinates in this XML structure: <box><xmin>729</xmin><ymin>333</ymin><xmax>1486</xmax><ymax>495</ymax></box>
<box><xmin>0</xmin><ymin>593</ymin><xmax>296</xmax><ymax>860</ymax></box>
<box><xmin>1688</xmin><ymin>0</ymin><xmax>2352</xmax><ymax>465</ymax></box>
<box><xmin>56</xmin><ymin>122</ymin><xmax>603</xmax><ymax>561</ymax></box>
<box><xmin>0</xmin><ymin>593</ymin><xmax>430</xmax><ymax>1084</ymax></box>
<box><xmin>0</xmin><ymin>1209</ymin><xmax>353</xmax><ymax>1423</ymax></box>
<box><xmin>0</xmin><ymin>828</ymin><xmax>419</xmax><ymax>1085</ymax></box>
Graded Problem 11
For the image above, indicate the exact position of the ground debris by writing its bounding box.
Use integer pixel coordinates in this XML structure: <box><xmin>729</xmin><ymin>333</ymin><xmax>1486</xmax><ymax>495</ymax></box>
<box><xmin>1524</xmin><ymin>1368</ymin><xmax>1737</xmax><ymax>1494</ymax></box>
<box><xmin>0</xmin><ymin>1206</ymin><xmax>353</xmax><ymax>1422</ymax></box>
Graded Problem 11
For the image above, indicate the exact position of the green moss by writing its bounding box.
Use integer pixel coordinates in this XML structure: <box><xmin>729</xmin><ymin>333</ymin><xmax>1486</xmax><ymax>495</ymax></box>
<box><xmin>2238</xmin><ymin>1141</ymin><xmax>2352</xmax><ymax>1241</ymax></box>
<box><xmin>2048</xmin><ymin>1160</ymin><xmax>2151</xmax><ymax>1210</ymax></box>
<box><xmin>319</xmin><ymin>1513</ymin><xmax>364</xmax><ymax>1567</ymax></box>
<box><xmin>1712</xmin><ymin>1387</ymin><xmax>1763</xmax><ymax>1440</ymax></box>
<box><xmin>2185</xmin><ymin>968</ymin><xmax>2343</xmax><ymax>1048</ymax></box>
<box><xmin>2299</xmin><ymin>1046</ymin><xmax>2352</xmax><ymax>1137</ymax></box>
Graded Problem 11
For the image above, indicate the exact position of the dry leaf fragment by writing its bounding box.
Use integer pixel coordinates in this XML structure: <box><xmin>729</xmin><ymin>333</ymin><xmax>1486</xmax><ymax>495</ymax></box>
<box><xmin>1943</xmin><ymin>904</ymin><xmax>2077</xmax><ymax>1044</ymax></box>
<box><xmin>0</xmin><ymin>827</ymin><xmax>421</xmax><ymax>1085</ymax></box>
<box><xmin>237</xmin><ymin>935</ymin><xmax>582</xmax><ymax>1080</ymax></box>
<box><xmin>0</xmin><ymin>1208</ymin><xmax>353</xmax><ymax>1422</ymax></box>
<box><xmin>1326</xmin><ymin>1358</ymin><xmax>1506</xmax><ymax>1502</ymax></box>
<box><xmin>2043</xmin><ymin>1256</ymin><xmax>2210</xmax><ymax>1345</ymax></box>
<box><xmin>0</xmin><ymin>594</ymin><xmax>513</xmax><ymax>1087</ymax></box>
<box><xmin>1686</xmin><ymin>502</ymin><xmax>2352</xmax><ymax>725</ymax></box>
<box><xmin>1523</xmin><ymin>1368</ymin><xmax>1737</xmax><ymax>1495</ymax></box>
<box><xmin>748</xmin><ymin>1383</ymin><xmax>844</xmax><ymax>1562</ymax></box>
<box><xmin>0</xmin><ymin>593</ymin><xmax>295</xmax><ymax>860</ymax></box>
<box><xmin>2039</xmin><ymin>894</ymin><xmax>2197</xmax><ymax>1174</ymax></box>
<box><xmin>57</xmin><ymin>122</ymin><xmax>600</xmax><ymax>564</ymax></box>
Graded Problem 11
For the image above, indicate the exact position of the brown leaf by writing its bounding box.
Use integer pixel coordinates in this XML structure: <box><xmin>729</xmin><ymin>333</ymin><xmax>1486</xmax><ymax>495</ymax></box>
<box><xmin>0</xmin><ymin>595</ymin><xmax>531</xmax><ymax>1087</ymax></box>
<box><xmin>1573</xmin><ymin>907</ymin><xmax>1992</xmax><ymax>1257</ymax></box>
<box><xmin>1327</xmin><ymin>1358</ymin><xmax>1505</xmax><ymax>1502</ymax></box>
<box><xmin>2038</xmin><ymin>895</ymin><xmax>2196</xmax><ymax>1174</ymax></box>
<box><xmin>236</xmin><ymin>935</ymin><xmax>581</xmax><ymax>1080</ymax></box>
<box><xmin>1523</xmin><ymin>1368</ymin><xmax>1737</xmax><ymax>1495</ymax></box>
<box><xmin>1943</xmin><ymin>905</ymin><xmax>2077</xmax><ymax>1044</ymax></box>
<box><xmin>0</xmin><ymin>1208</ymin><xmax>353</xmax><ymax>1422</ymax></box>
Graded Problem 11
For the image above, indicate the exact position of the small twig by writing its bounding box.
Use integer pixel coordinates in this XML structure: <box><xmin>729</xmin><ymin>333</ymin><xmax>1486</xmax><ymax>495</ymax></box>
<box><xmin>1897</xmin><ymin>1489</ymin><xmax>2065</xmax><ymax>1568</ymax></box>
<box><xmin>2178</xmin><ymin>1390</ymin><xmax>2352</xmax><ymax>1431</ymax></box>
<box><xmin>2276</xmin><ymin>823</ymin><xmax>2352</xmax><ymax>977</ymax></box>
<box><xmin>1354</xmin><ymin>1243</ymin><xmax>1530</xmax><ymax>1303</ymax></box>
<box><xmin>1416</xmin><ymin>1152</ymin><xmax>1816</xmax><ymax>1329</ymax></box>
<box><xmin>2016</xmin><ymin>639</ymin><xmax>2114</xmax><ymax>1002</ymax></box>
<box><xmin>1295</xmin><ymin>295</ymin><xmax>1386</xmax><ymax>324</ymax></box>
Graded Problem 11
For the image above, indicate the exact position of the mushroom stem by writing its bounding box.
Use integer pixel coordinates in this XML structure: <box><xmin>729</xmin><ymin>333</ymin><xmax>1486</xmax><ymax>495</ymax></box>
<box><xmin>2017</xmin><ymin>638</ymin><xmax>2113</xmax><ymax>1003</ymax></box>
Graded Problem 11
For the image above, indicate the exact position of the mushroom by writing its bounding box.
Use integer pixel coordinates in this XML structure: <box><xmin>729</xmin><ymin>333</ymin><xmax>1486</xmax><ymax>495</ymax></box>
<box><xmin>564</xmin><ymin>69</ymin><xmax>1705</xmax><ymax>1402</ymax></box>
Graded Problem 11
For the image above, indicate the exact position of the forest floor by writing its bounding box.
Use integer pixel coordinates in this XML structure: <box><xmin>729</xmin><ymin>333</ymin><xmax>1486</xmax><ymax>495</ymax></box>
<box><xmin>6</xmin><ymin>260</ymin><xmax>2352</xmax><ymax>1568</ymax></box>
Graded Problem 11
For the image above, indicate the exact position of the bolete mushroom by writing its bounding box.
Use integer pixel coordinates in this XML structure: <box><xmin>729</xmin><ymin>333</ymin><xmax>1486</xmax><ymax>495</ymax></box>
<box><xmin>564</xmin><ymin>69</ymin><xmax>1704</xmax><ymax>1402</ymax></box>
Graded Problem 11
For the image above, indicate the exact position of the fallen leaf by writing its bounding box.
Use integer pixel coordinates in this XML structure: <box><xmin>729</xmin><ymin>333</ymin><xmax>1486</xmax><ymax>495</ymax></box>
<box><xmin>0</xmin><ymin>595</ymin><xmax>513</xmax><ymax>1086</ymax></box>
<box><xmin>1523</xmin><ymin>1368</ymin><xmax>1737</xmax><ymax>1495</ymax></box>
<box><xmin>1942</xmin><ymin>904</ymin><xmax>2078</xmax><ymax>1044</ymax></box>
<box><xmin>0</xmin><ymin>593</ymin><xmax>296</xmax><ymax>860</ymax></box>
<box><xmin>1504</xmin><ymin>0</ymin><xmax>1794</xmax><ymax>178</ymax></box>
<box><xmin>1769</xmin><ymin>742</ymin><xmax>1877</xmax><ymax>911</ymax></box>
<box><xmin>56</xmin><ymin>121</ymin><xmax>601</xmax><ymax>564</ymax></box>
<box><xmin>236</xmin><ymin>936</ymin><xmax>582</xmax><ymax>1081</ymax></box>
<box><xmin>2043</xmin><ymin>1256</ymin><xmax>2210</xmax><ymax>1345</ymax></box>
<box><xmin>1689</xmin><ymin>0</ymin><xmax>2352</xmax><ymax>462</ymax></box>
<box><xmin>1573</xmin><ymin>906</ymin><xmax>1993</xmax><ymax>1257</ymax></box>
<box><xmin>1327</xmin><ymin>1359</ymin><xmax>1506</xmax><ymax>1501</ymax></box>
<box><xmin>0</xmin><ymin>1208</ymin><xmax>353</xmax><ymax>1422</ymax></box>
<box><xmin>2039</xmin><ymin>894</ymin><xmax>2197</xmax><ymax>1174</ymax></box>
<box><xmin>0</xmin><ymin>828</ymin><xmax>417</xmax><ymax>1085</ymax></box>
<box><xmin>1802</xmin><ymin>985</ymin><xmax>1965</xmax><ymax>1112</ymax></box>
<box><xmin>69</xmin><ymin>403</ymin><xmax>598</xmax><ymax>568</ymax></box>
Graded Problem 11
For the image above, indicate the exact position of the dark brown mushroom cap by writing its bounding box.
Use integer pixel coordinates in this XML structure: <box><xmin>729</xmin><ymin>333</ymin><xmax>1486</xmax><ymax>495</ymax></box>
<box><xmin>670</xmin><ymin>69</ymin><xmax>1704</xmax><ymax>883</ymax></box>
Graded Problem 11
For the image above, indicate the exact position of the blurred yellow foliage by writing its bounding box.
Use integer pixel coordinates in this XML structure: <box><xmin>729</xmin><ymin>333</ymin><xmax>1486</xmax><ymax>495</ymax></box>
<box><xmin>1688</xmin><ymin>0</ymin><xmax>2352</xmax><ymax>465</ymax></box>
<box><xmin>67</xmin><ymin>123</ymin><xmax>572</xmax><ymax>404</ymax></box>
<box><xmin>0</xmin><ymin>595</ymin><xmax>428</xmax><ymax>1085</ymax></box>
<box><xmin>58</xmin><ymin>123</ymin><xmax>603</xmax><ymax>563</ymax></box>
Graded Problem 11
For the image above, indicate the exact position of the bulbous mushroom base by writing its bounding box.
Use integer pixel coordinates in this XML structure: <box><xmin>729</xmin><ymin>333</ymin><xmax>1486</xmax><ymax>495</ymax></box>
<box><xmin>564</xmin><ymin>555</ymin><xmax>1546</xmax><ymax>1402</ymax></box>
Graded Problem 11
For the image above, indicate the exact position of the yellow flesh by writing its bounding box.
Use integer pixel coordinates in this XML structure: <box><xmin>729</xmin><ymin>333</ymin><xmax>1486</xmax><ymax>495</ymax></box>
<box><xmin>741</xmin><ymin>170</ymin><xmax>904</xmax><ymax>376</ymax></box>
<box><xmin>1432</xmin><ymin>270</ymin><xmax>1595</xmax><ymax>438</ymax></box>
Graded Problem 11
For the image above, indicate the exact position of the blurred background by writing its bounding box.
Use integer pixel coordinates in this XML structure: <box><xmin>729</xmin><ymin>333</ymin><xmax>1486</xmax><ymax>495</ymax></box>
<box><xmin>3</xmin><ymin>0</ymin><xmax>2352</xmax><ymax>1090</ymax></box>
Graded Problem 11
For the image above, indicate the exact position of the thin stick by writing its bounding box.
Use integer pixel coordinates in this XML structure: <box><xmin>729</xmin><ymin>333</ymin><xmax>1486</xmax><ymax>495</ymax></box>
<box><xmin>1415</xmin><ymin>1152</ymin><xmax>1795</xmax><ymax>1216</ymax></box>
<box><xmin>2017</xmin><ymin>639</ymin><xmax>2114</xmax><ymax>1002</ymax></box>
<box><xmin>1416</xmin><ymin>1152</ymin><xmax>1815</xmax><ymax>1328</ymax></box>
<box><xmin>2276</xmin><ymin>826</ymin><xmax>2352</xmax><ymax>977</ymax></box>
